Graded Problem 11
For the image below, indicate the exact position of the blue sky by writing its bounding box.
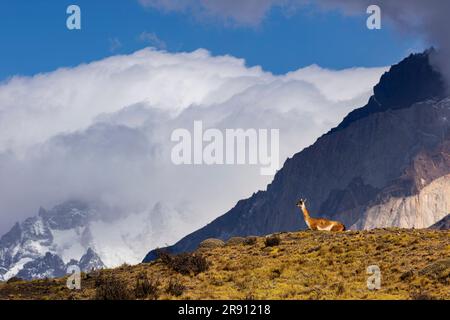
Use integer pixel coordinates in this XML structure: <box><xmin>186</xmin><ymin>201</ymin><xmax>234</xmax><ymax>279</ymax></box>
<box><xmin>0</xmin><ymin>0</ymin><xmax>425</xmax><ymax>80</ymax></box>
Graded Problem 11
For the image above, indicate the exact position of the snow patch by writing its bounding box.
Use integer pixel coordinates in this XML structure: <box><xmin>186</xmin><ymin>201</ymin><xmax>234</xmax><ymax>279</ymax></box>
<box><xmin>1</xmin><ymin>257</ymin><xmax>33</xmax><ymax>281</ymax></box>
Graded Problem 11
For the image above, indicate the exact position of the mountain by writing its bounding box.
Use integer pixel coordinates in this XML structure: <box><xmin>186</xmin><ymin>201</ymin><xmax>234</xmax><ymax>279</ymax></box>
<box><xmin>0</xmin><ymin>199</ymin><xmax>201</xmax><ymax>280</ymax></box>
<box><xmin>334</xmin><ymin>49</ymin><xmax>446</xmax><ymax>132</ymax></box>
<box><xmin>9</xmin><ymin>248</ymin><xmax>106</xmax><ymax>281</ymax></box>
<box><xmin>16</xmin><ymin>252</ymin><xmax>67</xmax><ymax>280</ymax></box>
<box><xmin>429</xmin><ymin>214</ymin><xmax>450</xmax><ymax>230</ymax></box>
<box><xmin>0</xmin><ymin>200</ymin><xmax>108</xmax><ymax>280</ymax></box>
<box><xmin>2</xmin><ymin>228</ymin><xmax>449</xmax><ymax>300</ymax></box>
<box><xmin>0</xmin><ymin>201</ymin><xmax>96</xmax><ymax>281</ymax></box>
<box><xmin>38</xmin><ymin>200</ymin><xmax>91</xmax><ymax>230</ymax></box>
<box><xmin>144</xmin><ymin>51</ymin><xmax>450</xmax><ymax>261</ymax></box>
<box><xmin>79</xmin><ymin>248</ymin><xmax>105</xmax><ymax>272</ymax></box>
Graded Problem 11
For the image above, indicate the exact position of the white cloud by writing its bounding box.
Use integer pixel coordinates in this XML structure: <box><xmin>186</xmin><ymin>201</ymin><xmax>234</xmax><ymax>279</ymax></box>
<box><xmin>138</xmin><ymin>32</ymin><xmax>167</xmax><ymax>49</ymax></box>
<box><xmin>0</xmin><ymin>48</ymin><xmax>385</xmax><ymax>253</ymax></box>
<box><xmin>138</xmin><ymin>0</ymin><xmax>286</xmax><ymax>26</ymax></box>
<box><xmin>109</xmin><ymin>37</ymin><xmax>123</xmax><ymax>52</ymax></box>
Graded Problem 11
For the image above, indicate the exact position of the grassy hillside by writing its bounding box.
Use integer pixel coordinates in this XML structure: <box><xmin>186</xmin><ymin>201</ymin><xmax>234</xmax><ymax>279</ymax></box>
<box><xmin>0</xmin><ymin>228</ymin><xmax>448</xmax><ymax>300</ymax></box>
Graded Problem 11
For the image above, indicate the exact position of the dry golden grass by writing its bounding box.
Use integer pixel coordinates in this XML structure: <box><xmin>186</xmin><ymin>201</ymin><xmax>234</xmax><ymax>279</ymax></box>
<box><xmin>0</xmin><ymin>228</ymin><xmax>448</xmax><ymax>300</ymax></box>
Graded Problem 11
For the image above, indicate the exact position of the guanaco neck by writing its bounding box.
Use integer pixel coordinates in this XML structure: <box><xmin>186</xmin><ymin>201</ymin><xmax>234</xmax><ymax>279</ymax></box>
<box><xmin>300</xmin><ymin>205</ymin><xmax>311</xmax><ymax>221</ymax></box>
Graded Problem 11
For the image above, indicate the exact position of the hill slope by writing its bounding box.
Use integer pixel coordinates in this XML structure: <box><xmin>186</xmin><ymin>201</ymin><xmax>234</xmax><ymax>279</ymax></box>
<box><xmin>143</xmin><ymin>51</ymin><xmax>450</xmax><ymax>261</ymax></box>
<box><xmin>1</xmin><ymin>228</ymin><xmax>448</xmax><ymax>300</ymax></box>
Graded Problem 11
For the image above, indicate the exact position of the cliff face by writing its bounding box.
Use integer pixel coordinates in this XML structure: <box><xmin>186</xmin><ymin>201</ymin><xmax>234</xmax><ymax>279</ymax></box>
<box><xmin>351</xmin><ymin>138</ymin><xmax>450</xmax><ymax>229</ymax></box>
<box><xmin>353</xmin><ymin>175</ymin><xmax>450</xmax><ymax>229</ymax></box>
<box><xmin>143</xmin><ymin>52</ymin><xmax>450</xmax><ymax>261</ymax></box>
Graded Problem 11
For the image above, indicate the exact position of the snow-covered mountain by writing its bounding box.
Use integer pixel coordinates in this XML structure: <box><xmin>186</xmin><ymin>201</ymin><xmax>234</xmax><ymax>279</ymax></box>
<box><xmin>0</xmin><ymin>200</ymin><xmax>200</xmax><ymax>280</ymax></box>
<box><xmin>15</xmin><ymin>252</ymin><xmax>67</xmax><ymax>280</ymax></box>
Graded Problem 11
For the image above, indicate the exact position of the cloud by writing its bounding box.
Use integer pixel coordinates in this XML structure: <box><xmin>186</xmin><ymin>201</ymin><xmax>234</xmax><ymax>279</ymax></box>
<box><xmin>138</xmin><ymin>32</ymin><xmax>167</xmax><ymax>49</ymax></box>
<box><xmin>109</xmin><ymin>37</ymin><xmax>123</xmax><ymax>52</ymax></box>
<box><xmin>319</xmin><ymin>0</ymin><xmax>450</xmax><ymax>88</ymax></box>
<box><xmin>138</xmin><ymin>0</ymin><xmax>286</xmax><ymax>26</ymax></box>
<box><xmin>137</xmin><ymin>0</ymin><xmax>450</xmax><ymax>85</ymax></box>
<box><xmin>0</xmin><ymin>48</ymin><xmax>385</xmax><ymax>243</ymax></box>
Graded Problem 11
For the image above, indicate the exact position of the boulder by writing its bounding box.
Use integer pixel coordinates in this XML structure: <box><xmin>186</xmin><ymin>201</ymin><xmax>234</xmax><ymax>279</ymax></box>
<box><xmin>226</xmin><ymin>237</ymin><xmax>246</xmax><ymax>246</ymax></box>
<box><xmin>198</xmin><ymin>238</ymin><xmax>225</xmax><ymax>250</ymax></box>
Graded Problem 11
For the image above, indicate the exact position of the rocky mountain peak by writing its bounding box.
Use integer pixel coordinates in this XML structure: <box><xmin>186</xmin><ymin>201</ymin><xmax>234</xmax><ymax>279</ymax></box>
<box><xmin>79</xmin><ymin>248</ymin><xmax>105</xmax><ymax>272</ymax></box>
<box><xmin>16</xmin><ymin>252</ymin><xmax>66</xmax><ymax>280</ymax></box>
<box><xmin>0</xmin><ymin>200</ymin><xmax>95</xmax><ymax>281</ymax></box>
<box><xmin>334</xmin><ymin>50</ymin><xmax>446</xmax><ymax>132</ymax></box>
<box><xmin>0</xmin><ymin>222</ymin><xmax>21</xmax><ymax>248</ymax></box>
<box><xmin>10</xmin><ymin>247</ymin><xmax>105</xmax><ymax>281</ymax></box>
<box><xmin>38</xmin><ymin>200</ymin><xmax>92</xmax><ymax>230</ymax></box>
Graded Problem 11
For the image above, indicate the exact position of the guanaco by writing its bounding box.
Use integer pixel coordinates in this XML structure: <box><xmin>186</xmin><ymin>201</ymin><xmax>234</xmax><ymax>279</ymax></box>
<box><xmin>296</xmin><ymin>199</ymin><xmax>346</xmax><ymax>231</ymax></box>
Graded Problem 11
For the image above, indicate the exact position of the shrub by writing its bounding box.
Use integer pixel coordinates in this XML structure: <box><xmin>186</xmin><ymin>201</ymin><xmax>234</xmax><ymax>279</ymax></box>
<box><xmin>400</xmin><ymin>270</ymin><xmax>415</xmax><ymax>281</ymax></box>
<box><xmin>265</xmin><ymin>235</ymin><xmax>281</xmax><ymax>247</ymax></box>
<box><xmin>270</xmin><ymin>268</ymin><xmax>282</xmax><ymax>279</ymax></box>
<box><xmin>244</xmin><ymin>237</ymin><xmax>258</xmax><ymax>246</ymax></box>
<box><xmin>332</xmin><ymin>282</ymin><xmax>345</xmax><ymax>296</ymax></box>
<box><xmin>410</xmin><ymin>291</ymin><xmax>435</xmax><ymax>300</ymax></box>
<box><xmin>166</xmin><ymin>278</ymin><xmax>186</xmax><ymax>297</ymax></box>
<box><xmin>226</xmin><ymin>237</ymin><xmax>246</xmax><ymax>246</ymax></box>
<box><xmin>244</xmin><ymin>293</ymin><xmax>256</xmax><ymax>300</ymax></box>
<box><xmin>158</xmin><ymin>251</ymin><xmax>209</xmax><ymax>275</ymax></box>
<box><xmin>134</xmin><ymin>272</ymin><xmax>160</xmax><ymax>300</ymax></box>
<box><xmin>156</xmin><ymin>249</ymin><xmax>173</xmax><ymax>265</ymax></box>
<box><xmin>6</xmin><ymin>277</ymin><xmax>22</xmax><ymax>284</ymax></box>
<box><xmin>119</xmin><ymin>263</ymin><xmax>130</xmax><ymax>270</ymax></box>
<box><xmin>94</xmin><ymin>274</ymin><xmax>132</xmax><ymax>300</ymax></box>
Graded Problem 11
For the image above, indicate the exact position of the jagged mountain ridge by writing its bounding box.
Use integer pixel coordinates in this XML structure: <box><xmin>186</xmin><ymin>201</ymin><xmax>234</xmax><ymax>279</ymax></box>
<box><xmin>0</xmin><ymin>201</ymin><xmax>106</xmax><ymax>281</ymax></box>
<box><xmin>0</xmin><ymin>199</ymin><xmax>203</xmax><ymax>280</ymax></box>
<box><xmin>143</xmin><ymin>51</ymin><xmax>450</xmax><ymax>261</ymax></box>
<box><xmin>13</xmin><ymin>248</ymin><xmax>105</xmax><ymax>281</ymax></box>
<box><xmin>38</xmin><ymin>200</ymin><xmax>91</xmax><ymax>230</ymax></box>
<box><xmin>16</xmin><ymin>252</ymin><xmax>67</xmax><ymax>281</ymax></box>
<box><xmin>79</xmin><ymin>248</ymin><xmax>105</xmax><ymax>272</ymax></box>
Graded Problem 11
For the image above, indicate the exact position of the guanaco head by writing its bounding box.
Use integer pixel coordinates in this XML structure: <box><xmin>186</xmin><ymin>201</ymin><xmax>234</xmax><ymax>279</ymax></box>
<box><xmin>296</xmin><ymin>199</ymin><xmax>307</xmax><ymax>209</ymax></box>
